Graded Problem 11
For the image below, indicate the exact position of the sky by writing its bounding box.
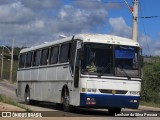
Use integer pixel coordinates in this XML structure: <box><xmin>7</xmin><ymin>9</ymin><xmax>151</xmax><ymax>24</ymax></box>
<box><xmin>0</xmin><ymin>0</ymin><xmax>159</xmax><ymax>56</ymax></box>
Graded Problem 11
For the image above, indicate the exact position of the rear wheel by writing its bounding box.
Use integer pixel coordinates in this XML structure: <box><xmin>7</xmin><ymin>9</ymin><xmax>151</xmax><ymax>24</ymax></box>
<box><xmin>25</xmin><ymin>88</ymin><xmax>31</xmax><ymax>105</ymax></box>
<box><xmin>62</xmin><ymin>88</ymin><xmax>70</xmax><ymax>111</ymax></box>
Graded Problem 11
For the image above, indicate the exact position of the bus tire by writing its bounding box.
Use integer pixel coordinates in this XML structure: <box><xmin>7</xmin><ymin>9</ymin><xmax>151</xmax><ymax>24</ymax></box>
<box><xmin>25</xmin><ymin>87</ymin><xmax>32</xmax><ymax>105</ymax></box>
<box><xmin>62</xmin><ymin>88</ymin><xmax>71</xmax><ymax>112</ymax></box>
<box><xmin>108</xmin><ymin>107</ymin><xmax>121</xmax><ymax>115</ymax></box>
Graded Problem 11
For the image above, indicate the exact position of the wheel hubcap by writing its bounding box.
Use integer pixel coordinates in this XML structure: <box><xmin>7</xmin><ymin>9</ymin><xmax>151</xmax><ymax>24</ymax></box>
<box><xmin>25</xmin><ymin>91</ymin><xmax>30</xmax><ymax>102</ymax></box>
<box><xmin>26</xmin><ymin>96</ymin><xmax>29</xmax><ymax>101</ymax></box>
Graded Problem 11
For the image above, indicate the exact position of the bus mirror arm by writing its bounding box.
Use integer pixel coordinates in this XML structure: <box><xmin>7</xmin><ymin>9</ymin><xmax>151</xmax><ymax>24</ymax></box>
<box><xmin>78</xmin><ymin>48</ymin><xmax>84</xmax><ymax>60</ymax></box>
<box><xmin>71</xmin><ymin>35</ymin><xmax>75</xmax><ymax>41</ymax></box>
<box><xmin>79</xmin><ymin>42</ymin><xmax>84</xmax><ymax>60</ymax></box>
<box><xmin>140</xmin><ymin>55</ymin><xmax>144</xmax><ymax>67</ymax></box>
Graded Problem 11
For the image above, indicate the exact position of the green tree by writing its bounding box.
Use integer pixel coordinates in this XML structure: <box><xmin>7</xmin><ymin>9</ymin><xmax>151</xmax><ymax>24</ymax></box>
<box><xmin>141</xmin><ymin>57</ymin><xmax>160</xmax><ymax>103</ymax></box>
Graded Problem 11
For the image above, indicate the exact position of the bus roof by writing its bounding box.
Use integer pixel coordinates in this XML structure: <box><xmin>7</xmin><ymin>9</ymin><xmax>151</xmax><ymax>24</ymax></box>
<box><xmin>20</xmin><ymin>34</ymin><xmax>140</xmax><ymax>53</ymax></box>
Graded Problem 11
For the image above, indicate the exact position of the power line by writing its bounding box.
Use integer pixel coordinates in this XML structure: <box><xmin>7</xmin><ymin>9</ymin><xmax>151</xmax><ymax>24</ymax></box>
<box><xmin>139</xmin><ymin>1</ymin><xmax>151</xmax><ymax>56</ymax></box>
<box><xmin>137</xmin><ymin>16</ymin><xmax>159</xmax><ymax>18</ymax></box>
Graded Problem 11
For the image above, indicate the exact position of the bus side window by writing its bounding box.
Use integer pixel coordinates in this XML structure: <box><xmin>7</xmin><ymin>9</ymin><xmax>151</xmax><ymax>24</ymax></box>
<box><xmin>32</xmin><ymin>50</ymin><xmax>41</xmax><ymax>66</ymax></box>
<box><xmin>50</xmin><ymin>46</ymin><xmax>59</xmax><ymax>64</ymax></box>
<box><xmin>25</xmin><ymin>52</ymin><xmax>32</xmax><ymax>68</ymax></box>
<box><xmin>19</xmin><ymin>54</ymin><xmax>26</xmax><ymax>68</ymax></box>
<box><xmin>59</xmin><ymin>43</ymin><xmax>70</xmax><ymax>63</ymax></box>
<box><xmin>41</xmin><ymin>48</ymin><xmax>49</xmax><ymax>65</ymax></box>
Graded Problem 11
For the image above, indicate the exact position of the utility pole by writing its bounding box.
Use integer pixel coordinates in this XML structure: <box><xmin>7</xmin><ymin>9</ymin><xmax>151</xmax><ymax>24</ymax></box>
<box><xmin>123</xmin><ymin>0</ymin><xmax>138</xmax><ymax>42</ymax></box>
<box><xmin>1</xmin><ymin>46</ymin><xmax>11</xmax><ymax>81</ymax></box>
<box><xmin>132</xmin><ymin>0</ymin><xmax>138</xmax><ymax>42</ymax></box>
<box><xmin>10</xmin><ymin>40</ymin><xmax>14</xmax><ymax>83</ymax></box>
<box><xmin>1</xmin><ymin>47</ymin><xmax>4</xmax><ymax>80</ymax></box>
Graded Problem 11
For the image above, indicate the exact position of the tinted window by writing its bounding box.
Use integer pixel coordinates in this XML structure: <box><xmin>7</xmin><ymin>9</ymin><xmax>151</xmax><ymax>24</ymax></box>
<box><xmin>81</xmin><ymin>44</ymin><xmax>113</xmax><ymax>74</ymax></box>
<box><xmin>41</xmin><ymin>48</ymin><xmax>49</xmax><ymax>65</ymax></box>
<box><xmin>59</xmin><ymin>43</ymin><xmax>70</xmax><ymax>63</ymax></box>
<box><xmin>50</xmin><ymin>46</ymin><xmax>59</xmax><ymax>64</ymax></box>
<box><xmin>32</xmin><ymin>50</ymin><xmax>41</xmax><ymax>66</ymax></box>
<box><xmin>19</xmin><ymin>54</ymin><xmax>26</xmax><ymax>68</ymax></box>
<box><xmin>25</xmin><ymin>52</ymin><xmax>33</xmax><ymax>67</ymax></box>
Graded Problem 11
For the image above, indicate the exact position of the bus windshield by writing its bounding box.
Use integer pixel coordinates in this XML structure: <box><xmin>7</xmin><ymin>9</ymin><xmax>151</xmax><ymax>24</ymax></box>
<box><xmin>115</xmin><ymin>45</ymin><xmax>140</xmax><ymax>78</ymax></box>
<box><xmin>81</xmin><ymin>43</ymin><xmax>140</xmax><ymax>78</ymax></box>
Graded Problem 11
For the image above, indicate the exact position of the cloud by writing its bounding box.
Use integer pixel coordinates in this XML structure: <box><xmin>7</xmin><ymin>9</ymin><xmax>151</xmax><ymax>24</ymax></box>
<box><xmin>74</xmin><ymin>0</ymin><xmax>122</xmax><ymax>10</ymax></box>
<box><xmin>0</xmin><ymin>0</ymin><xmax>15</xmax><ymax>5</ymax></box>
<box><xmin>20</xmin><ymin>0</ymin><xmax>62</xmax><ymax>11</ymax></box>
<box><xmin>0</xmin><ymin>2</ymin><xmax>108</xmax><ymax>47</ymax></box>
<box><xmin>149</xmin><ymin>41</ymin><xmax>160</xmax><ymax>56</ymax></box>
<box><xmin>138</xmin><ymin>34</ymin><xmax>152</xmax><ymax>55</ymax></box>
<box><xmin>109</xmin><ymin>17</ymin><xmax>132</xmax><ymax>38</ymax></box>
<box><xmin>57</xmin><ymin>5</ymin><xmax>107</xmax><ymax>33</ymax></box>
<box><xmin>0</xmin><ymin>2</ymin><xmax>35</xmax><ymax>24</ymax></box>
<box><xmin>108</xmin><ymin>17</ymin><xmax>160</xmax><ymax>56</ymax></box>
<box><xmin>138</xmin><ymin>34</ymin><xmax>160</xmax><ymax>56</ymax></box>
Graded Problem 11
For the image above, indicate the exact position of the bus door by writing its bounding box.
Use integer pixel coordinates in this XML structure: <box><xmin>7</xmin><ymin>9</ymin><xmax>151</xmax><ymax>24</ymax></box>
<box><xmin>70</xmin><ymin>40</ymin><xmax>82</xmax><ymax>105</ymax></box>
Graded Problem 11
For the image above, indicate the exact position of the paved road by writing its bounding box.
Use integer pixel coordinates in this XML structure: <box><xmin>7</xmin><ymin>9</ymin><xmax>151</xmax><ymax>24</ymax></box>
<box><xmin>0</xmin><ymin>80</ymin><xmax>159</xmax><ymax>119</ymax></box>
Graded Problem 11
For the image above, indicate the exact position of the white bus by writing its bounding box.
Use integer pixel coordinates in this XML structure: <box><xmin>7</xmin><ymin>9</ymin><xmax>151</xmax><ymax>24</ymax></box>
<box><xmin>16</xmin><ymin>34</ymin><xmax>142</xmax><ymax>114</ymax></box>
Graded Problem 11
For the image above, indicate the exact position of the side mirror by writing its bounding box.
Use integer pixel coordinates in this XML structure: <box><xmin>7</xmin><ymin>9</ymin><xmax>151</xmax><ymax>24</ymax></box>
<box><xmin>78</xmin><ymin>49</ymin><xmax>84</xmax><ymax>60</ymax></box>
<box><xmin>140</xmin><ymin>48</ymin><xmax>143</xmax><ymax>67</ymax></box>
<box><xmin>140</xmin><ymin>55</ymin><xmax>144</xmax><ymax>67</ymax></box>
<box><xmin>77</xmin><ymin>41</ymin><xmax>84</xmax><ymax>60</ymax></box>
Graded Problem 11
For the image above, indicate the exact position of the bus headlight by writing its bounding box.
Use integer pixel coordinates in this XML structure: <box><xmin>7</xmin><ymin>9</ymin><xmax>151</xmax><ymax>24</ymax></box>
<box><xmin>129</xmin><ymin>91</ymin><xmax>140</xmax><ymax>95</ymax></box>
<box><xmin>130</xmin><ymin>100</ymin><xmax>138</xmax><ymax>103</ymax></box>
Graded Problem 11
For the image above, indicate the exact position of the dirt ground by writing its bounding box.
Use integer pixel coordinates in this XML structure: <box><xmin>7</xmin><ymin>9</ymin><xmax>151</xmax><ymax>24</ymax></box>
<box><xmin>0</xmin><ymin>102</ymin><xmax>25</xmax><ymax>111</ymax></box>
<box><xmin>0</xmin><ymin>102</ymin><xmax>105</xmax><ymax>120</ymax></box>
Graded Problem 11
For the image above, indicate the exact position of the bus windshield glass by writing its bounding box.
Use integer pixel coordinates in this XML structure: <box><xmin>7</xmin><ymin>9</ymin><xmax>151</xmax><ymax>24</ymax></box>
<box><xmin>115</xmin><ymin>45</ymin><xmax>140</xmax><ymax>78</ymax></box>
<box><xmin>81</xmin><ymin>43</ymin><xmax>140</xmax><ymax>78</ymax></box>
<box><xmin>81</xmin><ymin>43</ymin><xmax>114</xmax><ymax>75</ymax></box>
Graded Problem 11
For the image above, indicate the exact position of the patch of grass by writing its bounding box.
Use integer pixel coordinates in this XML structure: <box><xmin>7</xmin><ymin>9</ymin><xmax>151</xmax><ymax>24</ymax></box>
<box><xmin>0</xmin><ymin>94</ymin><xmax>31</xmax><ymax>112</ymax></box>
<box><xmin>140</xmin><ymin>101</ymin><xmax>160</xmax><ymax>108</ymax></box>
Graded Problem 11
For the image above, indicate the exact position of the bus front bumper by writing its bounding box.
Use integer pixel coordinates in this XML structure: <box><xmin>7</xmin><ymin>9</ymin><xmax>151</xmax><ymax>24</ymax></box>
<box><xmin>80</xmin><ymin>93</ymin><xmax>140</xmax><ymax>109</ymax></box>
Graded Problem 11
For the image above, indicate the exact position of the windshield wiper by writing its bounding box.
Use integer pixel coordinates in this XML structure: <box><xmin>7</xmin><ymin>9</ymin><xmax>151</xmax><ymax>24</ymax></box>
<box><xmin>117</xmin><ymin>67</ymin><xmax>131</xmax><ymax>79</ymax></box>
<box><xmin>121</xmin><ymin>68</ymin><xmax>131</xmax><ymax>79</ymax></box>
